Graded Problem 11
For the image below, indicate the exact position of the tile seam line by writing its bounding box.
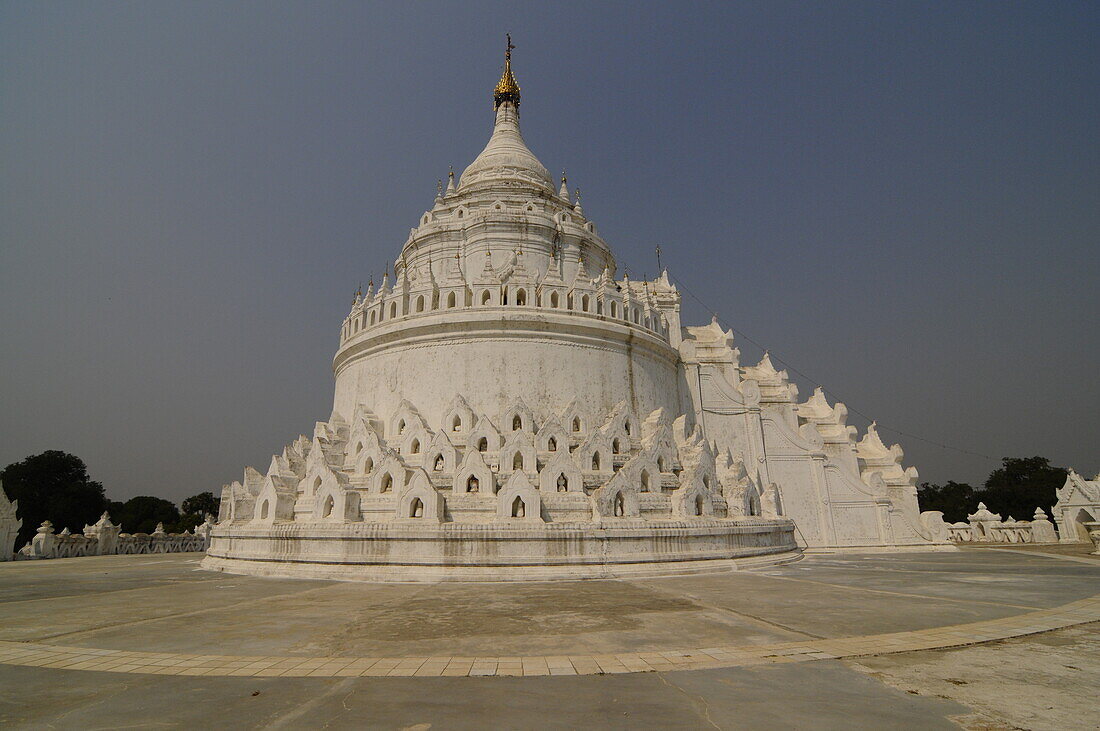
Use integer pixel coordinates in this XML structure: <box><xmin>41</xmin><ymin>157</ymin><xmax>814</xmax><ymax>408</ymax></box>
<box><xmin>627</xmin><ymin>579</ymin><xmax>825</xmax><ymax>640</ymax></box>
<box><xmin>978</xmin><ymin>548</ymin><xmax>1100</xmax><ymax>566</ymax></box>
<box><xmin>734</xmin><ymin>570</ymin><xmax>1047</xmax><ymax>610</ymax></box>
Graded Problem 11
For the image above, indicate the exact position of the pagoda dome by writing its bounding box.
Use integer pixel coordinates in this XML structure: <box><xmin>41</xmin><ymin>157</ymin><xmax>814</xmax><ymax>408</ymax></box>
<box><xmin>458</xmin><ymin>40</ymin><xmax>554</xmax><ymax>194</ymax></box>
<box><xmin>459</xmin><ymin>103</ymin><xmax>554</xmax><ymax>194</ymax></box>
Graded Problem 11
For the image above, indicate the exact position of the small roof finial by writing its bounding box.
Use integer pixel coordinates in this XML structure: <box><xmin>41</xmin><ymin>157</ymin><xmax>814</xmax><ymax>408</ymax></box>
<box><xmin>494</xmin><ymin>34</ymin><xmax>521</xmax><ymax>110</ymax></box>
<box><xmin>559</xmin><ymin>170</ymin><xmax>569</xmax><ymax>199</ymax></box>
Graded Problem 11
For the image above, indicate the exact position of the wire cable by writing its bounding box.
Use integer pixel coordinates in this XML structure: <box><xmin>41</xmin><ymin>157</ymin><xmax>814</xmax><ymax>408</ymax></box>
<box><xmin>619</xmin><ymin>262</ymin><xmax>997</xmax><ymax>463</ymax></box>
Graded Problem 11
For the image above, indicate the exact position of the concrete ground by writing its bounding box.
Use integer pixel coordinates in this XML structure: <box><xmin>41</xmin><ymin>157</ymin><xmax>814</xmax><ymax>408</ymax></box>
<box><xmin>963</xmin><ymin>541</ymin><xmax>1100</xmax><ymax>563</ymax></box>
<box><xmin>0</xmin><ymin>550</ymin><xmax>1097</xmax><ymax>729</ymax></box>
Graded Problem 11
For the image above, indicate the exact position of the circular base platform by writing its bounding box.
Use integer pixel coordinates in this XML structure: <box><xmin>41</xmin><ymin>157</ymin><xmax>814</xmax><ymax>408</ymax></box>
<box><xmin>201</xmin><ymin>518</ymin><xmax>799</xmax><ymax>581</ymax></box>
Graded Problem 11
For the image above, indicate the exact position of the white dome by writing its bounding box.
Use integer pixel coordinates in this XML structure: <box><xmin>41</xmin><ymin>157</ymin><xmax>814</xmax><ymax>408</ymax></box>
<box><xmin>459</xmin><ymin>103</ymin><xmax>554</xmax><ymax>194</ymax></box>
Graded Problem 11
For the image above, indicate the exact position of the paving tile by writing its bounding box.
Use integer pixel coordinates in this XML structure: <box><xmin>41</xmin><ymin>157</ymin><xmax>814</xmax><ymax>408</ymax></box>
<box><xmin>440</xmin><ymin>665</ymin><xmax>472</xmax><ymax>677</ymax></box>
<box><xmin>358</xmin><ymin>666</ymin><xmax>394</xmax><ymax>677</ymax></box>
<box><xmin>414</xmin><ymin>664</ymin><xmax>448</xmax><ymax>677</ymax></box>
<box><xmin>332</xmin><ymin>667</ymin><xmax>365</xmax><ymax>676</ymax></box>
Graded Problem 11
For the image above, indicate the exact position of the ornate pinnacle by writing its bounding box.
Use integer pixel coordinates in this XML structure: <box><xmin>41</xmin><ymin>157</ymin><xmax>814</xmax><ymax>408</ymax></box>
<box><xmin>494</xmin><ymin>34</ymin><xmax>521</xmax><ymax>110</ymax></box>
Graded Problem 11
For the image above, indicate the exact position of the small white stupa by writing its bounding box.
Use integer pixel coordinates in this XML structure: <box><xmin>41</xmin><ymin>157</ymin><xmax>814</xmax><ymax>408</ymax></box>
<box><xmin>203</xmin><ymin>39</ymin><xmax>938</xmax><ymax>582</ymax></box>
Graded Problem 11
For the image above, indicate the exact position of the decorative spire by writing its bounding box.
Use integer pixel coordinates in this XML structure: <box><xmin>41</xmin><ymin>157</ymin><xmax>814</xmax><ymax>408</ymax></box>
<box><xmin>575</xmin><ymin>254</ymin><xmax>589</xmax><ymax>281</ymax></box>
<box><xmin>573</xmin><ymin>188</ymin><xmax>583</xmax><ymax>215</ymax></box>
<box><xmin>446</xmin><ymin>165</ymin><xmax>456</xmax><ymax>194</ymax></box>
<box><xmin>460</xmin><ymin>34</ymin><xmax>552</xmax><ymax>193</ymax></box>
<box><xmin>479</xmin><ymin>248</ymin><xmax>498</xmax><ymax>281</ymax></box>
<box><xmin>493</xmin><ymin>34</ymin><xmax>521</xmax><ymax>110</ymax></box>
<box><xmin>559</xmin><ymin>171</ymin><xmax>569</xmax><ymax>199</ymax></box>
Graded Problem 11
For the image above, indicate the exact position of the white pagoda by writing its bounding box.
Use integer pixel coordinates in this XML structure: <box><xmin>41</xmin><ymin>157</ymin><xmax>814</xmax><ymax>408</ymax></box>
<box><xmin>203</xmin><ymin>40</ymin><xmax>939</xmax><ymax>581</ymax></box>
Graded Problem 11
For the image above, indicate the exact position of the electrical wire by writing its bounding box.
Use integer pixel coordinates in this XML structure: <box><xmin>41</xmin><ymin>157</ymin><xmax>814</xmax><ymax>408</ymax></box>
<box><xmin>620</xmin><ymin>262</ymin><xmax>997</xmax><ymax>463</ymax></box>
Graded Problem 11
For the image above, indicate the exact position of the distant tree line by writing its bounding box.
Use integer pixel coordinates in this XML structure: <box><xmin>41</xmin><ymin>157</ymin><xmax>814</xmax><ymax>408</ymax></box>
<box><xmin>916</xmin><ymin>456</ymin><xmax>1067</xmax><ymax>524</ymax></box>
<box><xmin>1</xmin><ymin>451</ymin><xmax>219</xmax><ymax>550</ymax></box>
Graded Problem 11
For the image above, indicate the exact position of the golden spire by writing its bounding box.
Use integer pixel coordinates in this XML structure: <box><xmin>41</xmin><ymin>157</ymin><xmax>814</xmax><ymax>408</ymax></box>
<box><xmin>493</xmin><ymin>33</ymin><xmax>521</xmax><ymax>110</ymax></box>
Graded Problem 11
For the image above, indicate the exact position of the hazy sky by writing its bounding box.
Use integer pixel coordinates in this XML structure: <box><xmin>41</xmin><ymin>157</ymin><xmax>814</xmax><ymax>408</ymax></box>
<box><xmin>2</xmin><ymin>2</ymin><xmax>1097</xmax><ymax>504</ymax></box>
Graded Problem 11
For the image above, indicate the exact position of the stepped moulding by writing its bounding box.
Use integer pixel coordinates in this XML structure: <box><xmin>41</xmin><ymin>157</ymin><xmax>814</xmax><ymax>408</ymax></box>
<box><xmin>202</xmin><ymin>41</ymin><xmax>947</xmax><ymax>582</ymax></box>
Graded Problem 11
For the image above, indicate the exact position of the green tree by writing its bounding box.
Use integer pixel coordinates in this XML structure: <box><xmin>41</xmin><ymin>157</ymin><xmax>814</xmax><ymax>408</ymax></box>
<box><xmin>916</xmin><ymin>481</ymin><xmax>976</xmax><ymax>523</ymax></box>
<box><xmin>178</xmin><ymin>491</ymin><xmax>220</xmax><ymax>531</ymax></box>
<box><xmin>980</xmin><ymin>456</ymin><xmax>1066</xmax><ymax>521</ymax></box>
<box><xmin>1</xmin><ymin>451</ymin><xmax>108</xmax><ymax>549</ymax></box>
<box><xmin>108</xmin><ymin>496</ymin><xmax>181</xmax><ymax>535</ymax></box>
<box><xmin>917</xmin><ymin>456</ymin><xmax>1067</xmax><ymax>525</ymax></box>
<box><xmin>181</xmin><ymin>491</ymin><xmax>219</xmax><ymax>518</ymax></box>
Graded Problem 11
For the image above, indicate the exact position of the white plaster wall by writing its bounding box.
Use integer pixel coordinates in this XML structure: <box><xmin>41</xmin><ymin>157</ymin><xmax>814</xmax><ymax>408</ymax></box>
<box><xmin>333</xmin><ymin>310</ymin><xmax>687</xmax><ymax>431</ymax></box>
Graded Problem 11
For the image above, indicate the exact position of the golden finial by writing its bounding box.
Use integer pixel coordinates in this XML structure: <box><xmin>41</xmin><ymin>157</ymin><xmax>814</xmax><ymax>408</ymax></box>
<box><xmin>494</xmin><ymin>33</ymin><xmax>521</xmax><ymax>110</ymax></box>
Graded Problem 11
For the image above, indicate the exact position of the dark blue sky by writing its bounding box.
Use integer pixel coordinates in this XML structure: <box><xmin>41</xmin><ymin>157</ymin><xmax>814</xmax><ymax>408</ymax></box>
<box><xmin>2</xmin><ymin>1</ymin><xmax>1097</xmax><ymax>503</ymax></box>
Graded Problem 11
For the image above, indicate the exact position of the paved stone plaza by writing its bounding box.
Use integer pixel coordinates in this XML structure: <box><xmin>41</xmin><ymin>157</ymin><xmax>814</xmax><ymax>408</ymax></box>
<box><xmin>0</xmin><ymin>549</ymin><xmax>1098</xmax><ymax>729</ymax></box>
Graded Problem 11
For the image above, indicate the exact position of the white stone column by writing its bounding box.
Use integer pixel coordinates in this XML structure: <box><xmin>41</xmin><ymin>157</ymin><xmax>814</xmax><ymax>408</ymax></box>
<box><xmin>29</xmin><ymin>521</ymin><xmax>56</xmax><ymax>559</ymax></box>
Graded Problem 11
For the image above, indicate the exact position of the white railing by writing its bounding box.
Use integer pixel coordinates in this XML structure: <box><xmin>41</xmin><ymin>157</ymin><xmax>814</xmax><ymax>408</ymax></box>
<box><xmin>16</xmin><ymin>513</ymin><xmax>215</xmax><ymax>560</ymax></box>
